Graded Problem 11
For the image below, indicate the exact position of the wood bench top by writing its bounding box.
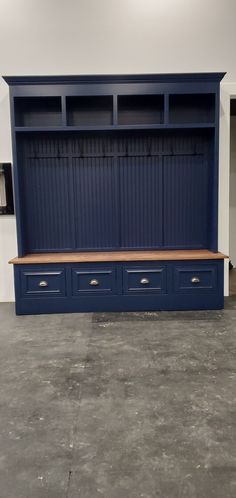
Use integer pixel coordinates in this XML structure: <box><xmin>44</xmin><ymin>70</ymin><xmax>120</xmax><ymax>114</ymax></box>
<box><xmin>9</xmin><ymin>250</ymin><xmax>227</xmax><ymax>265</ymax></box>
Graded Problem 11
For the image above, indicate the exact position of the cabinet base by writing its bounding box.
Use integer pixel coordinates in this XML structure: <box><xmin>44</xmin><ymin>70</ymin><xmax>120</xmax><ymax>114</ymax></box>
<box><xmin>15</xmin><ymin>294</ymin><xmax>224</xmax><ymax>315</ymax></box>
<box><xmin>13</xmin><ymin>259</ymin><xmax>224</xmax><ymax>315</ymax></box>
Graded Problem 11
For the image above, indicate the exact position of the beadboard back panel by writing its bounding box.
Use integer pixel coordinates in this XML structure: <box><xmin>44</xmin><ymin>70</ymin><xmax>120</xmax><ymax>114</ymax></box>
<box><xmin>17</xmin><ymin>131</ymin><xmax>212</xmax><ymax>253</ymax></box>
<box><xmin>73</xmin><ymin>157</ymin><xmax>118</xmax><ymax>249</ymax></box>
<box><xmin>119</xmin><ymin>156</ymin><xmax>163</xmax><ymax>248</ymax></box>
<box><xmin>163</xmin><ymin>155</ymin><xmax>209</xmax><ymax>248</ymax></box>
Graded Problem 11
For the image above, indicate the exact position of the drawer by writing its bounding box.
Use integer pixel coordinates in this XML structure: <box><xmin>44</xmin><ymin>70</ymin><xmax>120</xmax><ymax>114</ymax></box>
<box><xmin>123</xmin><ymin>267</ymin><xmax>167</xmax><ymax>294</ymax></box>
<box><xmin>174</xmin><ymin>265</ymin><xmax>217</xmax><ymax>293</ymax></box>
<box><xmin>21</xmin><ymin>269</ymin><xmax>66</xmax><ymax>297</ymax></box>
<box><xmin>72</xmin><ymin>268</ymin><xmax>117</xmax><ymax>295</ymax></box>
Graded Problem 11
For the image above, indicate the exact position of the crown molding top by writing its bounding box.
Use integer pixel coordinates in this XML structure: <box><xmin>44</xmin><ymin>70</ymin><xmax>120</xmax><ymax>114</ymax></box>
<box><xmin>2</xmin><ymin>72</ymin><xmax>226</xmax><ymax>86</ymax></box>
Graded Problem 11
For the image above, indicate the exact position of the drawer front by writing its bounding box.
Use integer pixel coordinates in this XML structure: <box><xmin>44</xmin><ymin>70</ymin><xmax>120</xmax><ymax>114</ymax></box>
<box><xmin>174</xmin><ymin>265</ymin><xmax>217</xmax><ymax>293</ymax></box>
<box><xmin>21</xmin><ymin>269</ymin><xmax>66</xmax><ymax>297</ymax></box>
<box><xmin>123</xmin><ymin>267</ymin><xmax>167</xmax><ymax>294</ymax></box>
<box><xmin>72</xmin><ymin>268</ymin><xmax>117</xmax><ymax>295</ymax></box>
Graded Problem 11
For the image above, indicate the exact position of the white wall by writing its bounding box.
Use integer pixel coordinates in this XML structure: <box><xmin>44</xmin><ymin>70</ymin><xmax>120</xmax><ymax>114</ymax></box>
<box><xmin>0</xmin><ymin>216</ymin><xmax>17</xmax><ymax>301</ymax></box>
<box><xmin>0</xmin><ymin>78</ymin><xmax>16</xmax><ymax>302</ymax></box>
<box><xmin>0</xmin><ymin>0</ymin><xmax>236</xmax><ymax>301</ymax></box>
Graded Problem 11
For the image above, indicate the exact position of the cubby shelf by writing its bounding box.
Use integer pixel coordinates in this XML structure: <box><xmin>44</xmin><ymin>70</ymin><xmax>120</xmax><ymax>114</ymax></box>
<box><xmin>67</xmin><ymin>96</ymin><xmax>113</xmax><ymax>126</ymax></box>
<box><xmin>14</xmin><ymin>123</ymin><xmax>216</xmax><ymax>133</ymax></box>
<box><xmin>13</xmin><ymin>93</ymin><xmax>216</xmax><ymax>130</ymax></box>
<box><xmin>118</xmin><ymin>94</ymin><xmax>164</xmax><ymax>125</ymax></box>
<box><xmin>14</xmin><ymin>97</ymin><xmax>62</xmax><ymax>127</ymax></box>
<box><xmin>169</xmin><ymin>93</ymin><xmax>215</xmax><ymax>124</ymax></box>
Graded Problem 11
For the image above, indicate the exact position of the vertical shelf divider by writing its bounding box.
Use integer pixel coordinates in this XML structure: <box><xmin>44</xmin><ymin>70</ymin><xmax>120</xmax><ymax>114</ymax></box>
<box><xmin>61</xmin><ymin>96</ymin><xmax>67</xmax><ymax>127</ymax></box>
<box><xmin>113</xmin><ymin>94</ymin><xmax>118</xmax><ymax>126</ymax></box>
<box><xmin>164</xmin><ymin>94</ymin><xmax>169</xmax><ymax>125</ymax></box>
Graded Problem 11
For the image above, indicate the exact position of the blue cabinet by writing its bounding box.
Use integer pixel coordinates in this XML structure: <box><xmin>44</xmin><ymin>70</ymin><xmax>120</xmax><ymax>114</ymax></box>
<box><xmin>13</xmin><ymin>259</ymin><xmax>224</xmax><ymax>315</ymax></box>
<box><xmin>4</xmin><ymin>73</ymin><xmax>226</xmax><ymax>314</ymax></box>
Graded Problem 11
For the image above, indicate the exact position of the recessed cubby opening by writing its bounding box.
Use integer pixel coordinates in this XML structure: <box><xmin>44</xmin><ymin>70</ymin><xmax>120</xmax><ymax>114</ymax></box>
<box><xmin>14</xmin><ymin>97</ymin><xmax>62</xmax><ymax>127</ymax></box>
<box><xmin>169</xmin><ymin>94</ymin><xmax>215</xmax><ymax>124</ymax></box>
<box><xmin>118</xmin><ymin>95</ymin><xmax>164</xmax><ymax>125</ymax></box>
<box><xmin>66</xmin><ymin>96</ymin><xmax>113</xmax><ymax>126</ymax></box>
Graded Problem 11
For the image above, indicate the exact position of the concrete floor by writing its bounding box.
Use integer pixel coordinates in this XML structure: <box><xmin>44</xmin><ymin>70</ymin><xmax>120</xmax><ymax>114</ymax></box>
<box><xmin>229</xmin><ymin>268</ymin><xmax>236</xmax><ymax>295</ymax></box>
<box><xmin>1</xmin><ymin>297</ymin><xmax>236</xmax><ymax>498</ymax></box>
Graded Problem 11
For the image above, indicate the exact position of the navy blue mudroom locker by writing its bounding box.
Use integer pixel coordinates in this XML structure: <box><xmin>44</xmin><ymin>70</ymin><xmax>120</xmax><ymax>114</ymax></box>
<box><xmin>4</xmin><ymin>73</ymin><xmax>226</xmax><ymax>314</ymax></box>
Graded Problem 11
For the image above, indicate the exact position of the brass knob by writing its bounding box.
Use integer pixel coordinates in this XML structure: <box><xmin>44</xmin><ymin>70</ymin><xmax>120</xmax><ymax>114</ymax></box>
<box><xmin>39</xmin><ymin>280</ymin><xmax>48</xmax><ymax>287</ymax></box>
<box><xmin>191</xmin><ymin>277</ymin><xmax>200</xmax><ymax>284</ymax></box>
<box><xmin>140</xmin><ymin>278</ymin><xmax>149</xmax><ymax>285</ymax></box>
<box><xmin>89</xmin><ymin>279</ymin><xmax>99</xmax><ymax>286</ymax></box>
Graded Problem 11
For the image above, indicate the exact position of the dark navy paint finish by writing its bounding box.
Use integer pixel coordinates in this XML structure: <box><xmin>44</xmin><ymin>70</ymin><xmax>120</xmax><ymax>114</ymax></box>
<box><xmin>119</xmin><ymin>156</ymin><xmax>163</xmax><ymax>248</ymax></box>
<box><xmin>23</xmin><ymin>155</ymin><xmax>73</xmax><ymax>252</ymax></box>
<box><xmin>14</xmin><ymin>259</ymin><xmax>224</xmax><ymax>315</ymax></box>
<box><xmin>72</xmin><ymin>268</ymin><xmax>117</xmax><ymax>295</ymax></box>
<box><xmin>3</xmin><ymin>72</ymin><xmax>225</xmax><ymax>87</ymax></box>
<box><xmin>5</xmin><ymin>73</ymin><xmax>225</xmax><ymax>314</ymax></box>
<box><xmin>174</xmin><ymin>265</ymin><xmax>217</xmax><ymax>293</ymax></box>
<box><xmin>163</xmin><ymin>155</ymin><xmax>209</xmax><ymax>248</ymax></box>
<box><xmin>8</xmin><ymin>76</ymin><xmax>222</xmax><ymax>256</ymax></box>
<box><xmin>16</xmin><ymin>130</ymin><xmax>214</xmax><ymax>253</ymax></box>
<box><xmin>123</xmin><ymin>267</ymin><xmax>167</xmax><ymax>294</ymax></box>
<box><xmin>21</xmin><ymin>269</ymin><xmax>66</xmax><ymax>297</ymax></box>
<box><xmin>73</xmin><ymin>156</ymin><xmax>118</xmax><ymax>249</ymax></box>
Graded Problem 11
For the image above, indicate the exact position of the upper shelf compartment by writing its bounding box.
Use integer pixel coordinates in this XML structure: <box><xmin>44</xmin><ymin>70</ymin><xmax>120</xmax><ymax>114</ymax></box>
<box><xmin>12</xmin><ymin>92</ymin><xmax>217</xmax><ymax>130</ymax></box>
<box><xmin>67</xmin><ymin>96</ymin><xmax>113</xmax><ymax>126</ymax></box>
<box><xmin>169</xmin><ymin>94</ymin><xmax>215</xmax><ymax>124</ymax></box>
<box><xmin>14</xmin><ymin>97</ymin><xmax>62</xmax><ymax>127</ymax></box>
<box><xmin>118</xmin><ymin>95</ymin><xmax>164</xmax><ymax>125</ymax></box>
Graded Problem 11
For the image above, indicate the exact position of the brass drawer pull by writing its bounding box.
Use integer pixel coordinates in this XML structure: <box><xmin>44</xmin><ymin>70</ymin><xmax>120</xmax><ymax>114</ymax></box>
<box><xmin>191</xmin><ymin>277</ymin><xmax>200</xmax><ymax>284</ymax></box>
<box><xmin>140</xmin><ymin>278</ymin><xmax>150</xmax><ymax>285</ymax></box>
<box><xmin>39</xmin><ymin>280</ymin><xmax>48</xmax><ymax>287</ymax></box>
<box><xmin>90</xmin><ymin>279</ymin><xmax>99</xmax><ymax>286</ymax></box>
